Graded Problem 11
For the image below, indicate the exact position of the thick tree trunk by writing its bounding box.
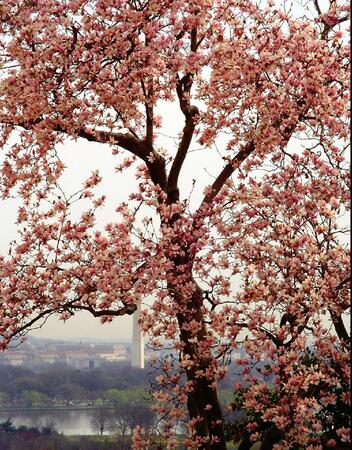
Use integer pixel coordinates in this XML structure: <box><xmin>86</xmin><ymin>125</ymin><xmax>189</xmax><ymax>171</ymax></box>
<box><xmin>259</xmin><ymin>425</ymin><xmax>282</xmax><ymax>450</ymax></box>
<box><xmin>164</xmin><ymin>196</ymin><xmax>227</xmax><ymax>448</ymax></box>
<box><xmin>237</xmin><ymin>432</ymin><xmax>253</xmax><ymax>450</ymax></box>
<box><xmin>184</xmin><ymin>371</ymin><xmax>227</xmax><ymax>450</ymax></box>
<box><xmin>176</xmin><ymin>284</ymin><xmax>227</xmax><ymax>450</ymax></box>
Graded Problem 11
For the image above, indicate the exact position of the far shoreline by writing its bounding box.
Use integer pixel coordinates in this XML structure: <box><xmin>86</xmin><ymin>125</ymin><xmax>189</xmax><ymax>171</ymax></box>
<box><xmin>0</xmin><ymin>405</ymin><xmax>115</xmax><ymax>412</ymax></box>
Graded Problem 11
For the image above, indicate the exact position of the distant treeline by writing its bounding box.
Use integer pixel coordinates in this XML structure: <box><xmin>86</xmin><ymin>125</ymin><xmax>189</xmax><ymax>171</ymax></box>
<box><xmin>0</xmin><ymin>364</ymin><xmax>150</xmax><ymax>407</ymax></box>
<box><xmin>0</xmin><ymin>362</ymin><xmax>240</xmax><ymax>408</ymax></box>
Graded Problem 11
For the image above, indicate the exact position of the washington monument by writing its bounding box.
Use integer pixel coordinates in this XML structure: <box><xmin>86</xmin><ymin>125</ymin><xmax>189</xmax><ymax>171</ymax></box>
<box><xmin>131</xmin><ymin>302</ymin><xmax>144</xmax><ymax>368</ymax></box>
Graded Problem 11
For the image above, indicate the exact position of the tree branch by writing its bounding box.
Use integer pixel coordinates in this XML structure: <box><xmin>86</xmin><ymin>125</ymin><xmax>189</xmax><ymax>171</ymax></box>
<box><xmin>167</xmin><ymin>104</ymin><xmax>199</xmax><ymax>203</ymax></box>
<box><xmin>313</xmin><ymin>0</ymin><xmax>350</xmax><ymax>40</ymax></box>
<box><xmin>141</xmin><ymin>79</ymin><xmax>154</xmax><ymax>147</ymax></box>
<box><xmin>234</xmin><ymin>321</ymin><xmax>283</xmax><ymax>348</ymax></box>
<box><xmin>77</xmin><ymin>127</ymin><xmax>145</xmax><ymax>158</ymax></box>
<box><xmin>8</xmin><ymin>308</ymin><xmax>60</xmax><ymax>341</ymax></box>
<box><xmin>6</xmin><ymin>296</ymin><xmax>137</xmax><ymax>342</ymax></box>
<box><xmin>167</xmin><ymin>28</ymin><xmax>199</xmax><ymax>204</ymax></box>
<box><xmin>167</xmin><ymin>27</ymin><xmax>200</xmax><ymax>203</ymax></box>
<box><xmin>2</xmin><ymin>117</ymin><xmax>168</xmax><ymax>190</ymax></box>
<box><xmin>329</xmin><ymin>309</ymin><xmax>350</xmax><ymax>348</ymax></box>
<box><xmin>197</xmin><ymin>106</ymin><xmax>307</xmax><ymax>213</ymax></box>
<box><xmin>313</xmin><ymin>0</ymin><xmax>322</xmax><ymax>15</ymax></box>
<box><xmin>67</xmin><ymin>302</ymin><xmax>137</xmax><ymax>317</ymax></box>
<box><xmin>199</xmin><ymin>141</ymin><xmax>255</xmax><ymax>209</ymax></box>
<box><xmin>69</xmin><ymin>126</ymin><xmax>168</xmax><ymax>190</ymax></box>
<box><xmin>2</xmin><ymin>116</ymin><xmax>146</xmax><ymax>159</ymax></box>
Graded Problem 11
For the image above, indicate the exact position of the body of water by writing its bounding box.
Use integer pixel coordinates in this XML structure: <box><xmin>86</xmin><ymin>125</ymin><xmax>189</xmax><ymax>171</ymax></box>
<box><xmin>0</xmin><ymin>408</ymin><xmax>106</xmax><ymax>435</ymax></box>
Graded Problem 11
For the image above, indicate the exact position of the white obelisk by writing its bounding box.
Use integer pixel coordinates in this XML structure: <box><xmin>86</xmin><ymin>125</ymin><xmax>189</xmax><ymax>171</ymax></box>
<box><xmin>131</xmin><ymin>302</ymin><xmax>144</xmax><ymax>368</ymax></box>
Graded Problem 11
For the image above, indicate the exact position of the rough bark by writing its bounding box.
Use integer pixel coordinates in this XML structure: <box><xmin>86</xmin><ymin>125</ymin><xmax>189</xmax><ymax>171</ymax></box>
<box><xmin>175</xmin><ymin>283</ymin><xmax>227</xmax><ymax>450</ymax></box>
<box><xmin>237</xmin><ymin>432</ymin><xmax>253</xmax><ymax>450</ymax></box>
<box><xmin>259</xmin><ymin>425</ymin><xmax>282</xmax><ymax>450</ymax></box>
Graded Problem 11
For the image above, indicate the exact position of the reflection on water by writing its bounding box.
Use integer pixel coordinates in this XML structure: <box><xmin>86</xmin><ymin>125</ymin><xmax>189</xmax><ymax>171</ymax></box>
<box><xmin>0</xmin><ymin>409</ymin><xmax>106</xmax><ymax>435</ymax></box>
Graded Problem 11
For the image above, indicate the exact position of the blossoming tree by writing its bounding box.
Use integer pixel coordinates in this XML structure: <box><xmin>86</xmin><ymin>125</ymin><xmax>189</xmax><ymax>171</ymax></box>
<box><xmin>220</xmin><ymin>152</ymin><xmax>350</xmax><ymax>449</ymax></box>
<box><xmin>0</xmin><ymin>0</ymin><xmax>350</xmax><ymax>449</ymax></box>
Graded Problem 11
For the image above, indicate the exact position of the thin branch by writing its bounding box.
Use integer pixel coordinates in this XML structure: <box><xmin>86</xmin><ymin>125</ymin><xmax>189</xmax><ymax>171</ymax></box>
<box><xmin>9</xmin><ymin>308</ymin><xmax>59</xmax><ymax>340</ymax></box>
<box><xmin>141</xmin><ymin>78</ymin><xmax>154</xmax><ymax>147</ymax></box>
<box><xmin>167</xmin><ymin>104</ymin><xmax>199</xmax><ymax>203</ymax></box>
<box><xmin>197</xmin><ymin>104</ymin><xmax>307</xmax><ymax>213</ymax></box>
<box><xmin>234</xmin><ymin>321</ymin><xmax>283</xmax><ymax>348</ymax></box>
<box><xmin>7</xmin><ymin>295</ymin><xmax>137</xmax><ymax>342</ymax></box>
<box><xmin>199</xmin><ymin>140</ymin><xmax>255</xmax><ymax>209</ymax></box>
<box><xmin>67</xmin><ymin>303</ymin><xmax>137</xmax><ymax>317</ymax></box>
<box><xmin>317</xmin><ymin>1</ymin><xmax>350</xmax><ymax>40</ymax></box>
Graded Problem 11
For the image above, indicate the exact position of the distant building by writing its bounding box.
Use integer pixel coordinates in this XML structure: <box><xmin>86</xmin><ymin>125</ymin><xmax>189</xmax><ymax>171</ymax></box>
<box><xmin>6</xmin><ymin>353</ymin><xmax>26</xmax><ymax>366</ymax></box>
<box><xmin>0</xmin><ymin>338</ymin><xmax>134</xmax><ymax>369</ymax></box>
<box><xmin>92</xmin><ymin>343</ymin><xmax>115</xmax><ymax>353</ymax></box>
<box><xmin>99</xmin><ymin>345</ymin><xmax>129</xmax><ymax>364</ymax></box>
<box><xmin>40</xmin><ymin>352</ymin><xmax>59</xmax><ymax>364</ymax></box>
<box><xmin>65</xmin><ymin>352</ymin><xmax>102</xmax><ymax>369</ymax></box>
